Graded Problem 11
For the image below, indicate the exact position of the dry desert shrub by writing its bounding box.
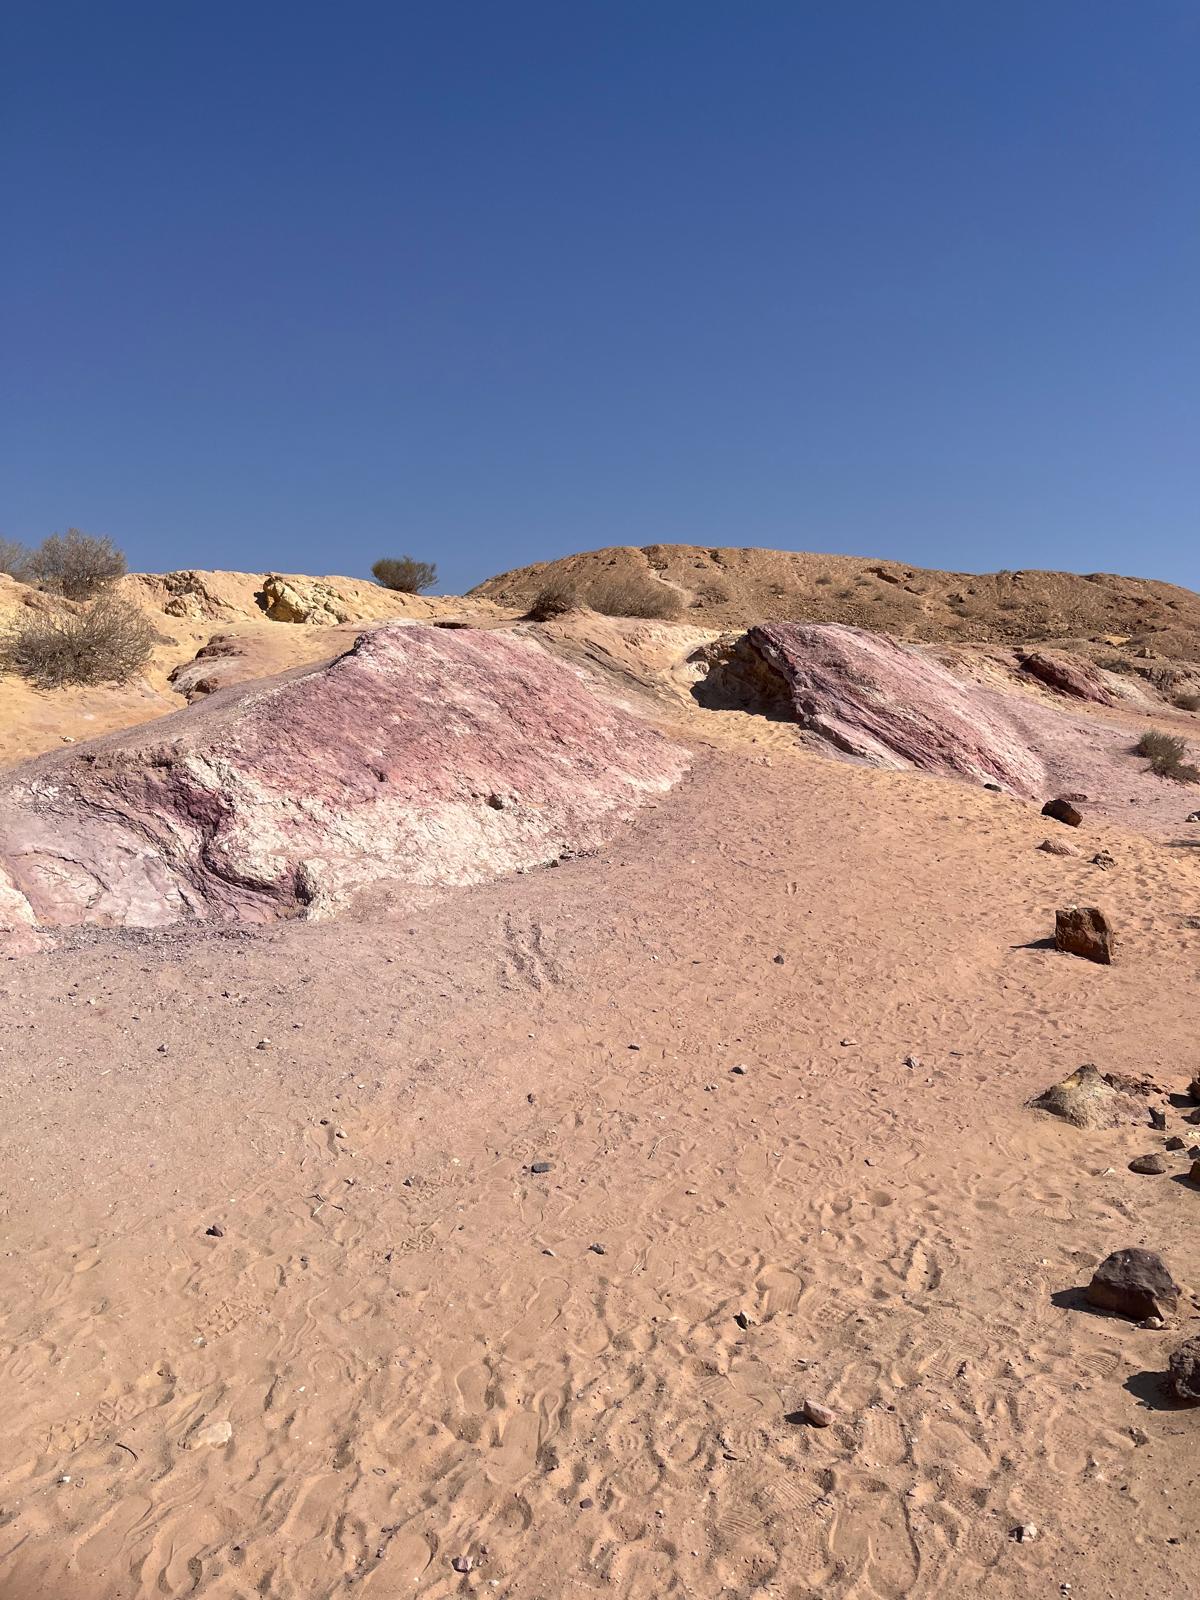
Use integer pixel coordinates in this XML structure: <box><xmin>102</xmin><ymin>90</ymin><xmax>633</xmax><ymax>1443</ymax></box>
<box><xmin>1173</xmin><ymin>692</ymin><xmax>1200</xmax><ymax>712</ymax></box>
<box><xmin>2</xmin><ymin>594</ymin><xmax>156</xmax><ymax>688</ymax></box>
<box><xmin>586</xmin><ymin>572</ymin><xmax>684</xmax><ymax>620</ymax></box>
<box><xmin>526</xmin><ymin>579</ymin><xmax>581</xmax><ymax>621</ymax></box>
<box><xmin>1134</xmin><ymin>728</ymin><xmax>1200</xmax><ymax>783</ymax></box>
<box><xmin>24</xmin><ymin>528</ymin><xmax>127</xmax><ymax>599</ymax></box>
<box><xmin>371</xmin><ymin>556</ymin><xmax>437</xmax><ymax>593</ymax></box>
<box><xmin>0</xmin><ymin>538</ymin><xmax>32</xmax><ymax>579</ymax></box>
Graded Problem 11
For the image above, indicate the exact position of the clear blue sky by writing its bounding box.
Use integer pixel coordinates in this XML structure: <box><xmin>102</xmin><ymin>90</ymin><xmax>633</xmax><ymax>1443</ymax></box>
<box><xmin>3</xmin><ymin>1</ymin><xmax>1197</xmax><ymax>594</ymax></box>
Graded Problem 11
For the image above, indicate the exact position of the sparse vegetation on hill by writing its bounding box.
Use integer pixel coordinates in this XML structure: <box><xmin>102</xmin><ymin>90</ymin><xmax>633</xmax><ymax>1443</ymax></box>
<box><xmin>526</xmin><ymin>580</ymin><xmax>581</xmax><ymax>621</ymax></box>
<box><xmin>2</xmin><ymin>594</ymin><xmax>155</xmax><ymax>689</ymax></box>
<box><xmin>23</xmin><ymin>529</ymin><xmax>127</xmax><ymax>599</ymax></box>
<box><xmin>0</xmin><ymin>538</ymin><xmax>31</xmax><ymax>578</ymax></box>
<box><xmin>586</xmin><ymin>573</ymin><xmax>684</xmax><ymax>620</ymax></box>
<box><xmin>372</xmin><ymin>556</ymin><xmax>437</xmax><ymax>593</ymax></box>
<box><xmin>1134</xmin><ymin>728</ymin><xmax>1200</xmax><ymax>783</ymax></box>
<box><xmin>471</xmin><ymin>543</ymin><xmax>1200</xmax><ymax>662</ymax></box>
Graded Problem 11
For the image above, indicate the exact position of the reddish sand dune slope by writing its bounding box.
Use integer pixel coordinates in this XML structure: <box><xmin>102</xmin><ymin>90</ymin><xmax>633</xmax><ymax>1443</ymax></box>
<box><xmin>0</xmin><ymin>625</ymin><xmax>689</xmax><ymax>951</ymax></box>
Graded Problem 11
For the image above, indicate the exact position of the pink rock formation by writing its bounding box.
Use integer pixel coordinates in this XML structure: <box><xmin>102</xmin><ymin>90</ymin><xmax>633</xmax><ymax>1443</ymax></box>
<box><xmin>0</xmin><ymin>626</ymin><xmax>689</xmax><ymax>952</ymax></box>
<box><xmin>715</xmin><ymin>624</ymin><xmax>1046</xmax><ymax>795</ymax></box>
<box><xmin>1018</xmin><ymin>651</ymin><xmax>1115</xmax><ymax>705</ymax></box>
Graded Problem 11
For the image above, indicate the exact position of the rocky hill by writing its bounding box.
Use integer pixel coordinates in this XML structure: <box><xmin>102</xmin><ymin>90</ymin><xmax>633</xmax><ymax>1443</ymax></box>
<box><xmin>472</xmin><ymin>544</ymin><xmax>1200</xmax><ymax>660</ymax></box>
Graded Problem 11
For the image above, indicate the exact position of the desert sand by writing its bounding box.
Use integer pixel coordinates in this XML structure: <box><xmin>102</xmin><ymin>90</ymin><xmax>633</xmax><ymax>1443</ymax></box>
<box><xmin>1</xmin><ymin>555</ymin><xmax>1198</xmax><ymax>1599</ymax></box>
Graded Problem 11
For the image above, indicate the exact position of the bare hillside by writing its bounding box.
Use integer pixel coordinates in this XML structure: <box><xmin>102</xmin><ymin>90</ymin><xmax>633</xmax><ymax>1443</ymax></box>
<box><xmin>472</xmin><ymin>544</ymin><xmax>1200</xmax><ymax>659</ymax></box>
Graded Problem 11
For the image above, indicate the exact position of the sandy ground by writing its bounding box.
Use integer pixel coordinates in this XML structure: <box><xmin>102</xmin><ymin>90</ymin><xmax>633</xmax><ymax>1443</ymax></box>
<box><xmin>1</xmin><ymin>713</ymin><xmax>1199</xmax><ymax>1599</ymax></box>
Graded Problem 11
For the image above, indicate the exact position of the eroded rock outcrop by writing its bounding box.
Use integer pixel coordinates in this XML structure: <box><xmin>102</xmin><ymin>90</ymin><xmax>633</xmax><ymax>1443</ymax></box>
<box><xmin>1029</xmin><ymin>1064</ymin><xmax>1148</xmax><ymax>1130</ymax></box>
<box><xmin>1018</xmin><ymin>651</ymin><xmax>1115</xmax><ymax>705</ymax></box>
<box><xmin>0</xmin><ymin>626</ymin><xmax>689</xmax><ymax>952</ymax></box>
<box><xmin>697</xmin><ymin>624</ymin><xmax>1046</xmax><ymax>795</ymax></box>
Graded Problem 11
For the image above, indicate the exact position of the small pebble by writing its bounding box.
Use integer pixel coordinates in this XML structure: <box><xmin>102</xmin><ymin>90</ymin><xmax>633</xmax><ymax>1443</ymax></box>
<box><xmin>773</xmin><ymin>954</ymin><xmax>785</xmax><ymax>965</ymax></box>
<box><xmin>731</xmin><ymin>1065</ymin><xmax>747</xmax><ymax>1076</ymax></box>
<box><xmin>579</xmin><ymin>1497</ymin><xmax>594</xmax><ymax>1509</ymax></box>
<box><xmin>451</xmin><ymin>1555</ymin><xmax>473</xmax><ymax>1573</ymax></box>
<box><xmin>189</xmin><ymin>1420</ymin><xmax>232</xmax><ymax>1449</ymax></box>
<box><xmin>589</xmin><ymin>1243</ymin><xmax>606</xmax><ymax>1256</ymax></box>
<box><xmin>1166</xmin><ymin>1136</ymin><xmax>1185</xmax><ymax>1151</ymax></box>
<box><xmin>1149</xmin><ymin>1108</ymin><xmax>1167</xmax><ymax>1130</ymax></box>
<box><xmin>531</xmin><ymin>1162</ymin><xmax>553</xmax><ymax>1174</ymax></box>
<box><xmin>802</xmin><ymin>1399</ymin><xmax>835</xmax><ymax>1428</ymax></box>
<box><xmin>205</xmin><ymin>1223</ymin><xmax>225</xmax><ymax>1238</ymax></box>
<box><xmin>1013</xmin><ymin>1523</ymin><xmax>1038</xmax><ymax>1543</ymax></box>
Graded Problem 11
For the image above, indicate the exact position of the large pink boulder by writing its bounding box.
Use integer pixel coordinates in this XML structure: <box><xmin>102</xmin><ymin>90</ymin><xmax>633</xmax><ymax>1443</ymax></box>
<box><xmin>714</xmin><ymin>624</ymin><xmax>1046</xmax><ymax>795</ymax></box>
<box><xmin>0</xmin><ymin>625</ymin><xmax>689</xmax><ymax>951</ymax></box>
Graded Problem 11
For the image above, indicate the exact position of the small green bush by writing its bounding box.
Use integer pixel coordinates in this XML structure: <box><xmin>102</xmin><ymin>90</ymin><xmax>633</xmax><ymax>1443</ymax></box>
<box><xmin>1134</xmin><ymin>728</ymin><xmax>1200</xmax><ymax>783</ymax></box>
<box><xmin>24</xmin><ymin>528</ymin><xmax>127</xmax><ymax>599</ymax></box>
<box><xmin>371</xmin><ymin>556</ymin><xmax>437</xmax><ymax>593</ymax></box>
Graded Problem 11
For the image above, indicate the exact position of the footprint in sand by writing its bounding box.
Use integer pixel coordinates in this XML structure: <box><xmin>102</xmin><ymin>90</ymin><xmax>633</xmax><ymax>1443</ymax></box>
<box><xmin>501</xmin><ymin>1276</ymin><xmax>570</xmax><ymax>1361</ymax></box>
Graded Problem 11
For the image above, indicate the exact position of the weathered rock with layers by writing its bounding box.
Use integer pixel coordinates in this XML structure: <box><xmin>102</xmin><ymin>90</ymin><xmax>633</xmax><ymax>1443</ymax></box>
<box><xmin>1018</xmin><ymin>651</ymin><xmax>1115</xmax><ymax>706</ymax></box>
<box><xmin>0</xmin><ymin>626</ymin><xmax>690</xmax><ymax>952</ymax></box>
<box><xmin>699</xmin><ymin>624</ymin><xmax>1046</xmax><ymax>795</ymax></box>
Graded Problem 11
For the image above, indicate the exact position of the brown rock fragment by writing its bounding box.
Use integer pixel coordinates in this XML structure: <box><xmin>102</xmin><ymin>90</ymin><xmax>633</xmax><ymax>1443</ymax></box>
<box><xmin>1055</xmin><ymin>905</ymin><xmax>1115</xmax><ymax>964</ymax></box>
<box><xmin>1128</xmin><ymin>1154</ymin><xmax>1167</xmax><ymax>1175</ymax></box>
<box><xmin>1086</xmin><ymin>1249</ymin><xmax>1180</xmax><ymax>1323</ymax></box>
<box><xmin>1042</xmin><ymin>797</ymin><xmax>1083</xmax><ymax>826</ymax></box>
<box><xmin>1168</xmin><ymin>1336</ymin><xmax>1200</xmax><ymax>1403</ymax></box>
